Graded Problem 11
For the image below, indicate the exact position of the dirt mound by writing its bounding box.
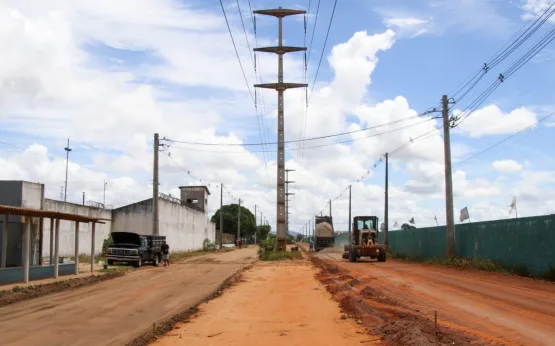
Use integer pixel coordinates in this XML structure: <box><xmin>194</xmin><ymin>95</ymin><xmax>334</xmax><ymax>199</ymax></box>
<box><xmin>314</xmin><ymin>260</ymin><xmax>480</xmax><ymax>346</ymax></box>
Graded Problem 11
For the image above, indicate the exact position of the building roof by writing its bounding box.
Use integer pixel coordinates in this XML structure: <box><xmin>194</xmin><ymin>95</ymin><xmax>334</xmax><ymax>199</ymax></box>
<box><xmin>0</xmin><ymin>205</ymin><xmax>111</xmax><ymax>224</ymax></box>
<box><xmin>178</xmin><ymin>185</ymin><xmax>210</xmax><ymax>195</ymax></box>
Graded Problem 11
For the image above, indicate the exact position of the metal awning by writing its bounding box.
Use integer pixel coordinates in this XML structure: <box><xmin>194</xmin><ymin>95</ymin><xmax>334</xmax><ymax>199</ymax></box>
<box><xmin>0</xmin><ymin>205</ymin><xmax>111</xmax><ymax>224</ymax></box>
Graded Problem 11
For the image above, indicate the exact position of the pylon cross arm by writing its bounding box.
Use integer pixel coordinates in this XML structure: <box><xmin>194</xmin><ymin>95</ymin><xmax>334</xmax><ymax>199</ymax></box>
<box><xmin>254</xmin><ymin>82</ymin><xmax>308</xmax><ymax>91</ymax></box>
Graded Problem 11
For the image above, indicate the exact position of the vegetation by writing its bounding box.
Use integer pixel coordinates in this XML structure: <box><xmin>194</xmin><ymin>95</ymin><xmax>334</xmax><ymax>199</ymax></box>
<box><xmin>295</xmin><ymin>234</ymin><xmax>303</xmax><ymax>242</ymax></box>
<box><xmin>102</xmin><ymin>234</ymin><xmax>113</xmax><ymax>255</ymax></box>
<box><xmin>256</xmin><ymin>224</ymin><xmax>272</xmax><ymax>241</ymax></box>
<box><xmin>260</xmin><ymin>250</ymin><xmax>302</xmax><ymax>261</ymax></box>
<box><xmin>388</xmin><ymin>251</ymin><xmax>555</xmax><ymax>282</ymax></box>
<box><xmin>211</xmin><ymin>204</ymin><xmax>259</xmax><ymax>239</ymax></box>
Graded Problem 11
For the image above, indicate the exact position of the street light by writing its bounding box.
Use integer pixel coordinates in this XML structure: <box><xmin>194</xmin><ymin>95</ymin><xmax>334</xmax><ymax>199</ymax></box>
<box><xmin>64</xmin><ymin>139</ymin><xmax>72</xmax><ymax>202</ymax></box>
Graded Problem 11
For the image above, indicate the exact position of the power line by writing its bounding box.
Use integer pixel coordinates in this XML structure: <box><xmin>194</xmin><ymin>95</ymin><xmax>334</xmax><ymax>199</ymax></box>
<box><xmin>219</xmin><ymin>0</ymin><xmax>255</xmax><ymax>105</ymax></box>
<box><xmin>164</xmin><ymin>113</ymin><xmax>435</xmax><ymax>147</ymax></box>
<box><xmin>308</xmin><ymin>0</ymin><xmax>338</xmax><ymax>104</ymax></box>
<box><xmin>456</xmin><ymin>110</ymin><xmax>555</xmax><ymax>166</ymax></box>
<box><xmin>235</xmin><ymin>0</ymin><xmax>255</xmax><ymax>66</ymax></box>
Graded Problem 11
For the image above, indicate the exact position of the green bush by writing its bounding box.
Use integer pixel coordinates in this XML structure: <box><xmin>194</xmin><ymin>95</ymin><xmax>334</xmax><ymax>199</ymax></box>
<box><xmin>260</xmin><ymin>251</ymin><xmax>302</xmax><ymax>261</ymax></box>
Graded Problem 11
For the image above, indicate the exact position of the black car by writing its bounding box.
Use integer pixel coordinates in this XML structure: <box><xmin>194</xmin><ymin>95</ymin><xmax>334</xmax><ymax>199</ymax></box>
<box><xmin>106</xmin><ymin>232</ymin><xmax>166</xmax><ymax>267</ymax></box>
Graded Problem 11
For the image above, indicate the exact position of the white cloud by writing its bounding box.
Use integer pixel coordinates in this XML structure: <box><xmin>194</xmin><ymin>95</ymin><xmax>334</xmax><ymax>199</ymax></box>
<box><xmin>454</xmin><ymin>105</ymin><xmax>537</xmax><ymax>138</ymax></box>
<box><xmin>384</xmin><ymin>17</ymin><xmax>431</xmax><ymax>38</ymax></box>
<box><xmin>521</xmin><ymin>0</ymin><xmax>554</xmax><ymax>22</ymax></box>
<box><xmin>492</xmin><ymin>159</ymin><xmax>523</xmax><ymax>173</ymax></box>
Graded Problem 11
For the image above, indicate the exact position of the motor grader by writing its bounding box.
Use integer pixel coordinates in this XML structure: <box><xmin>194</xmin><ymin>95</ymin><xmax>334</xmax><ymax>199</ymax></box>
<box><xmin>342</xmin><ymin>216</ymin><xmax>386</xmax><ymax>262</ymax></box>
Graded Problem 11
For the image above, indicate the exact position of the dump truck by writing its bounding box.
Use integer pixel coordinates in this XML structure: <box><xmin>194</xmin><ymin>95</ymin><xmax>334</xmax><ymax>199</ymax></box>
<box><xmin>314</xmin><ymin>216</ymin><xmax>335</xmax><ymax>251</ymax></box>
<box><xmin>342</xmin><ymin>216</ymin><xmax>386</xmax><ymax>262</ymax></box>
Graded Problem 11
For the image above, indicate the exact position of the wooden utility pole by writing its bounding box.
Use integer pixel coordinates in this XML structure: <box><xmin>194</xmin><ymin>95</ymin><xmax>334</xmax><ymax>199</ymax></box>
<box><xmin>220</xmin><ymin>183</ymin><xmax>223</xmax><ymax>248</ymax></box>
<box><xmin>254</xmin><ymin>8</ymin><xmax>307</xmax><ymax>251</ymax></box>
<box><xmin>442</xmin><ymin>95</ymin><xmax>455</xmax><ymax>257</ymax></box>
<box><xmin>153</xmin><ymin>133</ymin><xmax>159</xmax><ymax>236</ymax></box>
<box><xmin>384</xmin><ymin>152</ymin><xmax>389</xmax><ymax>247</ymax></box>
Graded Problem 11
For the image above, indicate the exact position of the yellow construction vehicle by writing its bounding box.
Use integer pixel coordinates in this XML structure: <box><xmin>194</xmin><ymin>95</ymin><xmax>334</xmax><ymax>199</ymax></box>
<box><xmin>342</xmin><ymin>216</ymin><xmax>386</xmax><ymax>262</ymax></box>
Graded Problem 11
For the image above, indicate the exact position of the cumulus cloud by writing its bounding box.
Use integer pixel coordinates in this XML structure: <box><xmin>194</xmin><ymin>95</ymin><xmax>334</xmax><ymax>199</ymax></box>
<box><xmin>492</xmin><ymin>160</ymin><xmax>523</xmax><ymax>173</ymax></box>
<box><xmin>454</xmin><ymin>105</ymin><xmax>537</xmax><ymax>138</ymax></box>
<box><xmin>521</xmin><ymin>0</ymin><xmax>554</xmax><ymax>22</ymax></box>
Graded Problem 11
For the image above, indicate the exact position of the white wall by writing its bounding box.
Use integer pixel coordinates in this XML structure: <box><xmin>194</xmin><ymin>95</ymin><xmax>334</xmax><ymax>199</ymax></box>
<box><xmin>43</xmin><ymin>199</ymin><xmax>112</xmax><ymax>257</ymax></box>
<box><xmin>112</xmin><ymin>198</ymin><xmax>215</xmax><ymax>252</ymax></box>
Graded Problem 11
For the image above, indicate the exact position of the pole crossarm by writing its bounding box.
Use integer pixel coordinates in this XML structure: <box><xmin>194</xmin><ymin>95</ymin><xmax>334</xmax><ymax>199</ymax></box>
<box><xmin>254</xmin><ymin>82</ymin><xmax>307</xmax><ymax>91</ymax></box>
<box><xmin>254</xmin><ymin>8</ymin><xmax>306</xmax><ymax>17</ymax></box>
<box><xmin>254</xmin><ymin>46</ymin><xmax>306</xmax><ymax>54</ymax></box>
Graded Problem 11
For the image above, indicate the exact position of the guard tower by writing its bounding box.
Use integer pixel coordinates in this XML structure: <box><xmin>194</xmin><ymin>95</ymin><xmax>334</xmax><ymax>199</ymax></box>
<box><xmin>179</xmin><ymin>186</ymin><xmax>210</xmax><ymax>212</ymax></box>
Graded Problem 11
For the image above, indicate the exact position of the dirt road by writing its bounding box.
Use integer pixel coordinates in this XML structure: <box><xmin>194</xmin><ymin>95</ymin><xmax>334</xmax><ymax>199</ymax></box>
<box><xmin>311</xmin><ymin>247</ymin><xmax>555</xmax><ymax>345</ymax></box>
<box><xmin>151</xmin><ymin>259</ymin><xmax>375</xmax><ymax>346</ymax></box>
<box><xmin>0</xmin><ymin>248</ymin><xmax>257</xmax><ymax>346</ymax></box>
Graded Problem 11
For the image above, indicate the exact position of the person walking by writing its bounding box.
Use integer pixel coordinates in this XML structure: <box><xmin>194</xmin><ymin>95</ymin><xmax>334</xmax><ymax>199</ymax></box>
<box><xmin>309</xmin><ymin>239</ymin><xmax>314</xmax><ymax>252</ymax></box>
<box><xmin>161</xmin><ymin>242</ymin><xmax>170</xmax><ymax>266</ymax></box>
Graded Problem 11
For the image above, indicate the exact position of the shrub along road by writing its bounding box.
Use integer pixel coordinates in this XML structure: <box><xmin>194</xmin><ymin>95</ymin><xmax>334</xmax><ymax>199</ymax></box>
<box><xmin>0</xmin><ymin>248</ymin><xmax>258</xmax><ymax>346</ymax></box>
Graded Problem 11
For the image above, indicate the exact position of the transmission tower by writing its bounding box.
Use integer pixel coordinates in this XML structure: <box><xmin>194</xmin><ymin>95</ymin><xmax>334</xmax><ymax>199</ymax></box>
<box><xmin>253</xmin><ymin>7</ymin><xmax>307</xmax><ymax>251</ymax></box>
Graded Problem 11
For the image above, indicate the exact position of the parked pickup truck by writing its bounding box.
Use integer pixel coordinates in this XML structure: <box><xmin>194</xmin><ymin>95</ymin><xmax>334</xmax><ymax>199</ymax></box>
<box><xmin>106</xmin><ymin>232</ymin><xmax>166</xmax><ymax>267</ymax></box>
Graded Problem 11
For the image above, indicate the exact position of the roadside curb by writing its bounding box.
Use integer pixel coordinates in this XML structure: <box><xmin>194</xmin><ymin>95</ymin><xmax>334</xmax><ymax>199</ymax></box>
<box><xmin>127</xmin><ymin>261</ymin><xmax>257</xmax><ymax>346</ymax></box>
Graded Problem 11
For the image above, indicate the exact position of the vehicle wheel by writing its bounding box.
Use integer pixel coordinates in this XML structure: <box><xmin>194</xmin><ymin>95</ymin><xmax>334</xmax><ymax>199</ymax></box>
<box><xmin>349</xmin><ymin>248</ymin><xmax>357</xmax><ymax>262</ymax></box>
<box><xmin>378</xmin><ymin>250</ymin><xmax>386</xmax><ymax>262</ymax></box>
<box><xmin>152</xmin><ymin>255</ymin><xmax>160</xmax><ymax>266</ymax></box>
<box><xmin>133</xmin><ymin>256</ymin><xmax>142</xmax><ymax>268</ymax></box>
<box><xmin>107</xmin><ymin>259</ymin><xmax>114</xmax><ymax>266</ymax></box>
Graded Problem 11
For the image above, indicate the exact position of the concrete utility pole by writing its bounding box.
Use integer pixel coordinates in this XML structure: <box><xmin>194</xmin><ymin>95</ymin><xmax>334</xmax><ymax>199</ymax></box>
<box><xmin>237</xmin><ymin>198</ymin><xmax>241</xmax><ymax>243</ymax></box>
<box><xmin>220</xmin><ymin>183</ymin><xmax>224</xmax><ymax>248</ymax></box>
<box><xmin>82</xmin><ymin>192</ymin><xmax>85</xmax><ymax>205</ymax></box>
<box><xmin>254</xmin><ymin>204</ymin><xmax>257</xmax><ymax>243</ymax></box>
<box><xmin>329</xmin><ymin>199</ymin><xmax>332</xmax><ymax>218</ymax></box>
<box><xmin>309</xmin><ymin>219</ymin><xmax>311</xmax><ymax>241</ymax></box>
<box><xmin>442</xmin><ymin>95</ymin><xmax>455</xmax><ymax>258</ymax></box>
<box><xmin>64</xmin><ymin>138</ymin><xmax>72</xmax><ymax>202</ymax></box>
<box><xmin>348</xmin><ymin>185</ymin><xmax>352</xmax><ymax>246</ymax></box>
<box><xmin>285</xmin><ymin>168</ymin><xmax>295</xmax><ymax>237</ymax></box>
<box><xmin>103</xmin><ymin>180</ymin><xmax>108</xmax><ymax>207</ymax></box>
<box><xmin>384</xmin><ymin>152</ymin><xmax>389</xmax><ymax>247</ymax></box>
<box><xmin>153</xmin><ymin>133</ymin><xmax>160</xmax><ymax>236</ymax></box>
<box><xmin>254</xmin><ymin>8</ymin><xmax>307</xmax><ymax>251</ymax></box>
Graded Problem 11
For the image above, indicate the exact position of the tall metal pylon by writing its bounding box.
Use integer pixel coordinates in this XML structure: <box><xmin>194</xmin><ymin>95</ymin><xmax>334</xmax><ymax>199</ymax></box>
<box><xmin>253</xmin><ymin>7</ymin><xmax>307</xmax><ymax>251</ymax></box>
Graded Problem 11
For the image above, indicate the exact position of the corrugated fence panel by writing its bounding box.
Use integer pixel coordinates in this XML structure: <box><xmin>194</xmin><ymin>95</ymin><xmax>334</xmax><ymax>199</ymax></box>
<box><xmin>385</xmin><ymin>215</ymin><xmax>555</xmax><ymax>276</ymax></box>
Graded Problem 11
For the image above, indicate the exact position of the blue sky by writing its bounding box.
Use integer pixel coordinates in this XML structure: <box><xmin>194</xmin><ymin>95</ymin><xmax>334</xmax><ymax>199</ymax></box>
<box><xmin>0</xmin><ymin>0</ymin><xmax>554</xmax><ymax>230</ymax></box>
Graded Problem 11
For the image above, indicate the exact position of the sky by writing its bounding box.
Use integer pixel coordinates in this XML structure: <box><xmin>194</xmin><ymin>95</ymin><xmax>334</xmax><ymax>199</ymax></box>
<box><xmin>0</xmin><ymin>0</ymin><xmax>554</xmax><ymax>233</ymax></box>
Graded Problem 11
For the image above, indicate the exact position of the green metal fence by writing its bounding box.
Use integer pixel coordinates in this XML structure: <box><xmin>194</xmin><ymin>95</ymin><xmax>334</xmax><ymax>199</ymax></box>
<box><xmin>379</xmin><ymin>214</ymin><xmax>555</xmax><ymax>275</ymax></box>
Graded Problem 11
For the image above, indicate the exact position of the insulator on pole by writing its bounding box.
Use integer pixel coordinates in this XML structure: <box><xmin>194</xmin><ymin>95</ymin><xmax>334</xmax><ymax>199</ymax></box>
<box><xmin>254</xmin><ymin>15</ymin><xmax>257</xmax><ymax>35</ymax></box>
<box><xmin>304</xmin><ymin>15</ymin><xmax>307</xmax><ymax>33</ymax></box>
<box><xmin>254</xmin><ymin>53</ymin><xmax>257</xmax><ymax>72</ymax></box>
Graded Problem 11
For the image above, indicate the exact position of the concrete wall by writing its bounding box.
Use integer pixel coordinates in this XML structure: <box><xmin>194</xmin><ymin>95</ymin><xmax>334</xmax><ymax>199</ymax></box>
<box><xmin>112</xmin><ymin>198</ymin><xmax>215</xmax><ymax>252</ymax></box>
<box><xmin>42</xmin><ymin>199</ymin><xmax>112</xmax><ymax>258</ymax></box>
<box><xmin>0</xmin><ymin>263</ymin><xmax>76</xmax><ymax>285</ymax></box>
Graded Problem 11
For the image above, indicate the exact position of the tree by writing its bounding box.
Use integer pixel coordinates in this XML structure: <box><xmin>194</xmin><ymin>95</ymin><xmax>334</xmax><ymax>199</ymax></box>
<box><xmin>257</xmin><ymin>224</ymin><xmax>272</xmax><ymax>241</ymax></box>
<box><xmin>295</xmin><ymin>234</ymin><xmax>303</xmax><ymax>242</ymax></box>
<box><xmin>401</xmin><ymin>223</ymin><xmax>416</xmax><ymax>230</ymax></box>
<box><xmin>211</xmin><ymin>204</ymin><xmax>256</xmax><ymax>238</ymax></box>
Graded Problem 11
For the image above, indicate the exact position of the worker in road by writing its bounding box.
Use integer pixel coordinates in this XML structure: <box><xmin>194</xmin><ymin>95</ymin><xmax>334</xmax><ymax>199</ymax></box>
<box><xmin>161</xmin><ymin>242</ymin><xmax>170</xmax><ymax>266</ymax></box>
<box><xmin>309</xmin><ymin>239</ymin><xmax>314</xmax><ymax>252</ymax></box>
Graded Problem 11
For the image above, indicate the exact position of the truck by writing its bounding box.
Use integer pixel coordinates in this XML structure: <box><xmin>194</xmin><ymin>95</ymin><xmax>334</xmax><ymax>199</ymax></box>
<box><xmin>342</xmin><ymin>216</ymin><xmax>386</xmax><ymax>262</ymax></box>
<box><xmin>314</xmin><ymin>216</ymin><xmax>335</xmax><ymax>251</ymax></box>
<box><xmin>106</xmin><ymin>232</ymin><xmax>166</xmax><ymax>267</ymax></box>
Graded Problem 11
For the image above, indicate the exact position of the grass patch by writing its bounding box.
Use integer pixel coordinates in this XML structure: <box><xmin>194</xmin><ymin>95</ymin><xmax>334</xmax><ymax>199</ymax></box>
<box><xmin>78</xmin><ymin>254</ymin><xmax>107</xmax><ymax>264</ymax></box>
<box><xmin>96</xmin><ymin>266</ymin><xmax>131</xmax><ymax>274</ymax></box>
<box><xmin>259</xmin><ymin>250</ymin><xmax>302</xmax><ymax>261</ymax></box>
<box><xmin>388</xmin><ymin>251</ymin><xmax>555</xmax><ymax>282</ymax></box>
<box><xmin>170</xmin><ymin>250</ymin><xmax>212</xmax><ymax>262</ymax></box>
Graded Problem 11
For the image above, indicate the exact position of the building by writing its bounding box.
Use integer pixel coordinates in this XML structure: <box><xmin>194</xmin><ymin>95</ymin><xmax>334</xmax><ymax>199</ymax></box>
<box><xmin>0</xmin><ymin>180</ymin><xmax>216</xmax><ymax>278</ymax></box>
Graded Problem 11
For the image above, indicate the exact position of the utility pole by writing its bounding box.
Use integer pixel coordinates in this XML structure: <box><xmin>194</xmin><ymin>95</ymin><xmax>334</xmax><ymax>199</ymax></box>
<box><xmin>254</xmin><ymin>8</ymin><xmax>307</xmax><ymax>251</ymax></box>
<box><xmin>442</xmin><ymin>95</ymin><xmax>455</xmax><ymax>258</ymax></box>
<box><xmin>285</xmin><ymin>169</ymin><xmax>295</xmax><ymax>237</ymax></box>
<box><xmin>255</xmin><ymin>204</ymin><xmax>257</xmax><ymax>244</ymax></box>
<box><xmin>64</xmin><ymin>138</ymin><xmax>72</xmax><ymax>202</ymax></box>
<box><xmin>329</xmin><ymin>199</ymin><xmax>332</xmax><ymax>218</ymax></box>
<box><xmin>220</xmin><ymin>183</ymin><xmax>224</xmax><ymax>249</ymax></box>
<box><xmin>153</xmin><ymin>133</ymin><xmax>159</xmax><ymax>236</ymax></box>
<box><xmin>103</xmin><ymin>180</ymin><xmax>108</xmax><ymax>207</ymax></box>
<box><xmin>384</xmin><ymin>152</ymin><xmax>389</xmax><ymax>248</ymax></box>
<box><xmin>237</xmin><ymin>198</ymin><xmax>241</xmax><ymax>243</ymax></box>
<box><xmin>82</xmin><ymin>192</ymin><xmax>85</xmax><ymax>206</ymax></box>
<box><xmin>348</xmin><ymin>185</ymin><xmax>352</xmax><ymax>246</ymax></box>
